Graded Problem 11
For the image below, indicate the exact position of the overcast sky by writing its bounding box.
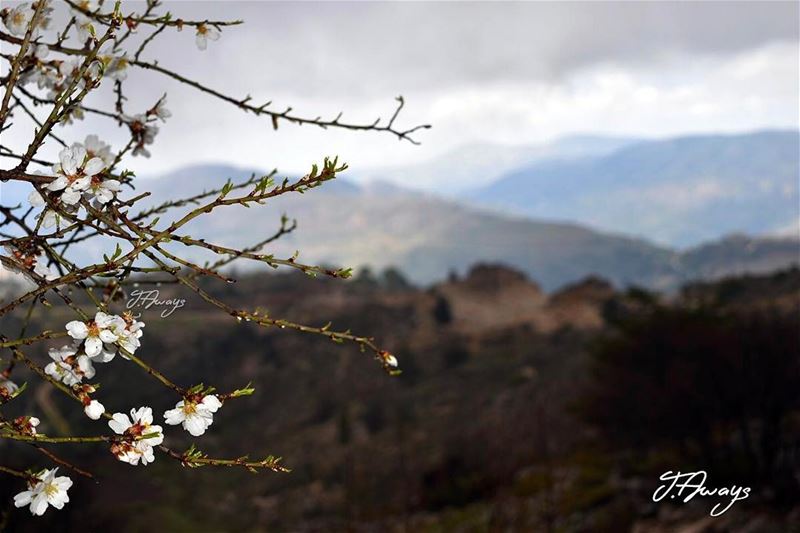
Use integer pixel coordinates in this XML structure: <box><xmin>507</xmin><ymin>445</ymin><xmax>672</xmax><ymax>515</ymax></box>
<box><xmin>6</xmin><ymin>1</ymin><xmax>800</xmax><ymax>181</ymax></box>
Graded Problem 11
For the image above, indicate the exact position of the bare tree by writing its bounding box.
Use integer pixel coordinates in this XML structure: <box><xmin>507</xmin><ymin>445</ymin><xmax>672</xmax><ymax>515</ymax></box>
<box><xmin>0</xmin><ymin>0</ymin><xmax>426</xmax><ymax>516</ymax></box>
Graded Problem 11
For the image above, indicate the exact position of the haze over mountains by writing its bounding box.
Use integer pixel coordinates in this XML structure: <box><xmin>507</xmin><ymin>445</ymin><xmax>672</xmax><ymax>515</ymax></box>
<box><xmin>2</xmin><ymin>129</ymin><xmax>797</xmax><ymax>290</ymax></box>
<box><xmin>126</xmin><ymin>129</ymin><xmax>798</xmax><ymax>290</ymax></box>
<box><xmin>353</xmin><ymin>134</ymin><xmax>639</xmax><ymax>196</ymax></box>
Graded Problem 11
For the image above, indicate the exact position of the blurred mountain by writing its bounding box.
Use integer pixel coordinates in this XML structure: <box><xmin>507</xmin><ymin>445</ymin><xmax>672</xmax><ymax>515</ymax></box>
<box><xmin>136</xmin><ymin>163</ymin><xmax>798</xmax><ymax>291</ymax></box>
<box><xmin>466</xmin><ymin>130</ymin><xmax>800</xmax><ymax>247</ymax></box>
<box><xmin>4</xmin><ymin>266</ymin><xmax>799</xmax><ymax>532</ymax></box>
<box><xmin>352</xmin><ymin>134</ymin><xmax>640</xmax><ymax>195</ymax></box>
<box><xmin>680</xmin><ymin>234</ymin><xmax>800</xmax><ymax>280</ymax></box>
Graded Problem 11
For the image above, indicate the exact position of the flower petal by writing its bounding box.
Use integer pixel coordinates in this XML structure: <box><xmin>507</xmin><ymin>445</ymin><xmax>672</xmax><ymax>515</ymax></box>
<box><xmin>163</xmin><ymin>406</ymin><xmax>184</xmax><ymax>425</ymax></box>
<box><xmin>82</xmin><ymin>157</ymin><xmax>105</xmax><ymax>177</ymax></box>
<box><xmin>108</xmin><ymin>413</ymin><xmax>132</xmax><ymax>434</ymax></box>
<box><xmin>30</xmin><ymin>492</ymin><xmax>49</xmax><ymax>516</ymax></box>
<box><xmin>84</xmin><ymin>336</ymin><xmax>102</xmax><ymax>357</ymax></box>
<box><xmin>201</xmin><ymin>394</ymin><xmax>222</xmax><ymax>412</ymax></box>
<box><xmin>184</xmin><ymin>415</ymin><xmax>208</xmax><ymax>436</ymax></box>
<box><xmin>13</xmin><ymin>490</ymin><xmax>32</xmax><ymax>508</ymax></box>
<box><xmin>46</xmin><ymin>175</ymin><xmax>69</xmax><ymax>191</ymax></box>
<box><xmin>65</xmin><ymin>321</ymin><xmax>88</xmax><ymax>339</ymax></box>
<box><xmin>28</xmin><ymin>190</ymin><xmax>46</xmax><ymax>207</ymax></box>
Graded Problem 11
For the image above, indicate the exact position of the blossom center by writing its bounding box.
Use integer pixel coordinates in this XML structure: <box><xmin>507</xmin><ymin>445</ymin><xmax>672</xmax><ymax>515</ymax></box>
<box><xmin>125</xmin><ymin>422</ymin><xmax>146</xmax><ymax>438</ymax></box>
<box><xmin>43</xmin><ymin>482</ymin><xmax>58</xmax><ymax>497</ymax></box>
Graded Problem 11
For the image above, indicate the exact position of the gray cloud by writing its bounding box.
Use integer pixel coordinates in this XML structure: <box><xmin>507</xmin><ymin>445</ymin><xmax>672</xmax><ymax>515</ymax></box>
<box><xmin>4</xmin><ymin>1</ymin><xmax>797</xmax><ymax>180</ymax></box>
<box><xmin>169</xmin><ymin>1</ymin><xmax>799</xmax><ymax>96</ymax></box>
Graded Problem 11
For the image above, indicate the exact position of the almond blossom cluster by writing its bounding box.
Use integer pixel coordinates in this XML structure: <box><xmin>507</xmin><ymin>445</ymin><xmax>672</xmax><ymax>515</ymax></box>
<box><xmin>3</xmin><ymin>2</ymin><xmax>129</xmax><ymax>108</ymax></box>
<box><xmin>44</xmin><ymin>344</ymin><xmax>95</xmax><ymax>387</ymax></box>
<box><xmin>50</xmin><ymin>142</ymin><xmax>117</xmax><ymax>204</ymax></box>
<box><xmin>3</xmin><ymin>0</ymin><xmax>210</xmax><ymax>115</ymax></box>
<box><xmin>7</xmin><ymin>415</ymin><xmax>41</xmax><ymax>436</ymax></box>
<box><xmin>1</xmin><ymin>1</ymin><xmax>52</xmax><ymax>37</ymax></box>
<box><xmin>37</xmin><ymin>311</ymin><xmax>143</xmax><ymax>421</ymax></box>
<box><xmin>0</xmin><ymin>0</ymin><xmax>401</xmax><ymax>520</ymax></box>
<box><xmin>28</xmin><ymin>136</ymin><xmax>120</xmax><ymax>227</ymax></box>
<box><xmin>65</xmin><ymin>310</ymin><xmax>144</xmax><ymax>361</ymax></box>
<box><xmin>2</xmin><ymin>244</ymin><xmax>59</xmax><ymax>281</ymax></box>
<box><xmin>71</xmin><ymin>1</ymin><xmax>108</xmax><ymax>46</ymax></box>
<box><xmin>108</xmin><ymin>407</ymin><xmax>164</xmax><ymax>466</ymax></box>
<box><xmin>124</xmin><ymin>101</ymin><xmax>168</xmax><ymax>157</ymax></box>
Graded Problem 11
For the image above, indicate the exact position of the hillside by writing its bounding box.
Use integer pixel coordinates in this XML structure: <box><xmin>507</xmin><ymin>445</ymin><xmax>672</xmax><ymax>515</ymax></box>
<box><xmin>467</xmin><ymin>130</ymin><xmax>799</xmax><ymax>246</ymax></box>
<box><xmin>2</xmin><ymin>267</ymin><xmax>798</xmax><ymax>532</ymax></box>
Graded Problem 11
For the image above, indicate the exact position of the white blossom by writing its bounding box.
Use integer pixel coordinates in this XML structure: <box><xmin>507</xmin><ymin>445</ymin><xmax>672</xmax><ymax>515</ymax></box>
<box><xmin>13</xmin><ymin>468</ymin><xmax>72</xmax><ymax>516</ymax></box>
<box><xmin>3</xmin><ymin>1</ymin><xmax>51</xmax><ymax>37</ymax></box>
<box><xmin>29</xmin><ymin>187</ymin><xmax>46</xmax><ymax>206</ymax></box>
<box><xmin>28</xmin><ymin>62</ymin><xmax>61</xmax><ymax>91</ymax></box>
<box><xmin>2</xmin><ymin>245</ymin><xmax>58</xmax><ymax>281</ymax></box>
<box><xmin>73</xmin><ymin>12</ymin><xmax>93</xmax><ymax>44</ymax></box>
<box><xmin>47</xmin><ymin>145</ymin><xmax>106</xmax><ymax>206</ymax></box>
<box><xmin>17</xmin><ymin>416</ymin><xmax>41</xmax><ymax>435</ymax></box>
<box><xmin>164</xmin><ymin>394</ymin><xmax>222</xmax><ymax>436</ymax></box>
<box><xmin>36</xmin><ymin>0</ymin><xmax>53</xmax><ymax>31</ymax></box>
<box><xmin>65</xmin><ymin>311</ymin><xmax>145</xmax><ymax>362</ymax></box>
<box><xmin>31</xmin><ymin>43</ymin><xmax>49</xmax><ymax>60</ymax></box>
<box><xmin>108</xmin><ymin>407</ymin><xmax>164</xmax><ymax>466</ymax></box>
<box><xmin>3</xmin><ymin>3</ymin><xmax>32</xmax><ymax>36</ymax></box>
<box><xmin>6</xmin><ymin>415</ymin><xmax>39</xmax><ymax>436</ymax></box>
<box><xmin>86</xmin><ymin>176</ymin><xmax>121</xmax><ymax>205</ymax></box>
<box><xmin>124</xmin><ymin>114</ymin><xmax>159</xmax><ymax>157</ymax></box>
<box><xmin>18</xmin><ymin>45</ymin><xmax>51</xmax><ymax>86</ymax></box>
<box><xmin>60</xmin><ymin>137</ymin><xmax>119</xmax><ymax>205</ymax></box>
<box><xmin>28</xmin><ymin>174</ymin><xmax>80</xmax><ymax>227</ymax></box>
<box><xmin>65</xmin><ymin>312</ymin><xmax>121</xmax><ymax>359</ymax></box>
<box><xmin>73</xmin><ymin>0</ymin><xmax>99</xmax><ymax>12</ymax></box>
<box><xmin>105</xmin><ymin>54</ymin><xmax>129</xmax><ymax>81</ymax></box>
<box><xmin>112</xmin><ymin>312</ymin><xmax>145</xmax><ymax>355</ymax></box>
<box><xmin>92</xmin><ymin>341</ymin><xmax>118</xmax><ymax>364</ymax></box>
<box><xmin>44</xmin><ymin>344</ymin><xmax>95</xmax><ymax>386</ymax></box>
<box><xmin>0</xmin><ymin>377</ymin><xmax>19</xmax><ymax>395</ymax></box>
<box><xmin>32</xmin><ymin>256</ymin><xmax>59</xmax><ymax>280</ymax></box>
<box><xmin>77</xmin><ymin>134</ymin><xmax>114</xmax><ymax>167</ymax></box>
<box><xmin>56</xmin><ymin>58</ymin><xmax>79</xmax><ymax>87</ymax></box>
<box><xmin>32</xmin><ymin>198</ymin><xmax>74</xmax><ymax>229</ymax></box>
<box><xmin>48</xmin><ymin>59</ymin><xmax>99</xmax><ymax>103</ymax></box>
<box><xmin>152</xmin><ymin>97</ymin><xmax>171</xmax><ymax>121</ymax></box>
<box><xmin>59</xmin><ymin>106</ymin><xmax>86</xmax><ymax>126</ymax></box>
<box><xmin>84</xmin><ymin>399</ymin><xmax>105</xmax><ymax>420</ymax></box>
<box><xmin>195</xmin><ymin>24</ymin><xmax>220</xmax><ymax>50</ymax></box>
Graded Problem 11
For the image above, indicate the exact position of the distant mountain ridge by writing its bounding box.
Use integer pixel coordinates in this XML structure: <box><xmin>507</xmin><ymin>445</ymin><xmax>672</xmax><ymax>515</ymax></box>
<box><xmin>2</xmin><ymin>130</ymin><xmax>796</xmax><ymax>291</ymax></box>
<box><xmin>135</xmin><ymin>162</ymin><xmax>798</xmax><ymax>291</ymax></box>
<box><xmin>466</xmin><ymin>130</ymin><xmax>799</xmax><ymax>247</ymax></box>
<box><xmin>352</xmin><ymin>134</ymin><xmax>640</xmax><ymax>195</ymax></box>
